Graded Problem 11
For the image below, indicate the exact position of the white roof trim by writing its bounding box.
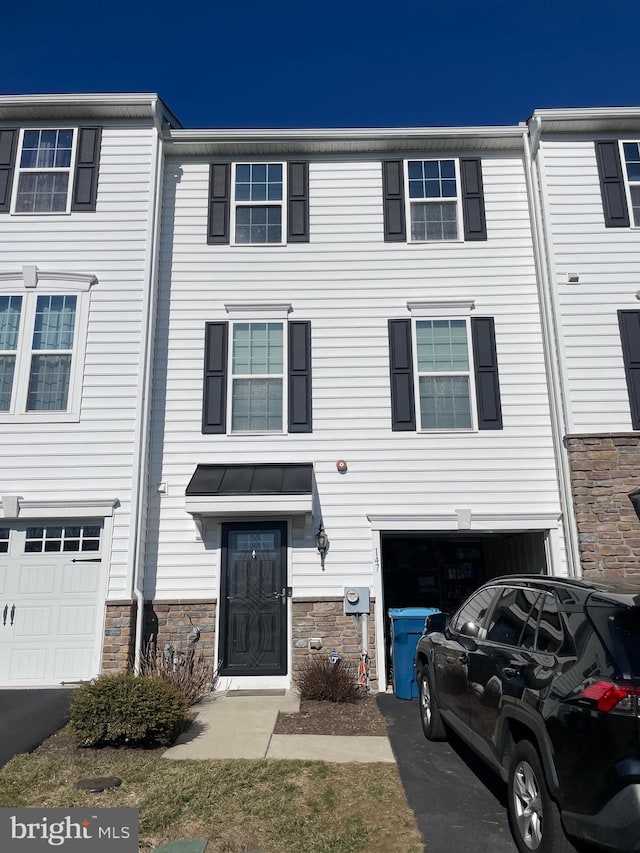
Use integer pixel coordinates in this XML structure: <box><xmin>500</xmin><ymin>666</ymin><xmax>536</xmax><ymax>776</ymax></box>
<box><xmin>1</xmin><ymin>497</ymin><xmax>119</xmax><ymax>520</ymax></box>
<box><xmin>186</xmin><ymin>493</ymin><xmax>312</xmax><ymax>517</ymax></box>
<box><xmin>367</xmin><ymin>513</ymin><xmax>561</xmax><ymax>532</ymax></box>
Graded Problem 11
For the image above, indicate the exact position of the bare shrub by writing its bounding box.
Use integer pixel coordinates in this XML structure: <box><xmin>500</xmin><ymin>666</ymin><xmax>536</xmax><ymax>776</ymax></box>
<box><xmin>140</xmin><ymin>643</ymin><xmax>217</xmax><ymax>706</ymax></box>
<box><xmin>296</xmin><ymin>655</ymin><xmax>360</xmax><ymax>703</ymax></box>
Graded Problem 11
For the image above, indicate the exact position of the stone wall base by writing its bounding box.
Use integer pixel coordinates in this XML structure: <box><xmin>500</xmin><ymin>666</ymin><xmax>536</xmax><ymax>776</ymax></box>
<box><xmin>102</xmin><ymin>597</ymin><xmax>378</xmax><ymax>690</ymax></box>
<box><xmin>566</xmin><ymin>434</ymin><xmax>640</xmax><ymax>579</ymax></box>
<box><xmin>292</xmin><ymin>598</ymin><xmax>378</xmax><ymax>691</ymax></box>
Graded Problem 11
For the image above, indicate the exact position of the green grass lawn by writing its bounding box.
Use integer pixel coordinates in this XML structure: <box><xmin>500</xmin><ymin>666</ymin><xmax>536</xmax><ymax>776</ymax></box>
<box><xmin>0</xmin><ymin>729</ymin><xmax>423</xmax><ymax>852</ymax></box>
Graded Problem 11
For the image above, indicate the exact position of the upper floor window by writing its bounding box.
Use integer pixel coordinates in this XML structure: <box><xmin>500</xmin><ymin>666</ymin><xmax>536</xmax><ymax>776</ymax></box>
<box><xmin>207</xmin><ymin>162</ymin><xmax>309</xmax><ymax>245</ymax></box>
<box><xmin>15</xmin><ymin>129</ymin><xmax>75</xmax><ymax>213</ymax></box>
<box><xmin>0</xmin><ymin>126</ymin><xmax>101</xmax><ymax>215</ymax></box>
<box><xmin>407</xmin><ymin>160</ymin><xmax>460</xmax><ymax>241</ymax></box>
<box><xmin>382</xmin><ymin>158</ymin><xmax>487</xmax><ymax>243</ymax></box>
<box><xmin>202</xmin><ymin>306</ymin><xmax>312</xmax><ymax>435</ymax></box>
<box><xmin>231</xmin><ymin>322</ymin><xmax>284</xmax><ymax>430</ymax></box>
<box><xmin>0</xmin><ymin>265</ymin><xmax>96</xmax><ymax>422</ymax></box>
<box><xmin>415</xmin><ymin>319</ymin><xmax>472</xmax><ymax>429</ymax></box>
<box><xmin>388</xmin><ymin>304</ymin><xmax>503</xmax><ymax>432</ymax></box>
<box><xmin>623</xmin><ymin>142</ymin><xmax>640</xmax><ymax>226</ymax></box>
<box><xmin>234</xmin><ymin>164</ymin><xmax>283</xmax><ymax>244</ymax></box>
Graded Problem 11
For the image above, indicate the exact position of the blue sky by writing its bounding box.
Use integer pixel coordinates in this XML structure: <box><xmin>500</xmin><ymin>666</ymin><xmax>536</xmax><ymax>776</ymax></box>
<box><xmin>3</xmin><ymin>0</ymin><xmax>639</xmax><ymax>129</ymax></box>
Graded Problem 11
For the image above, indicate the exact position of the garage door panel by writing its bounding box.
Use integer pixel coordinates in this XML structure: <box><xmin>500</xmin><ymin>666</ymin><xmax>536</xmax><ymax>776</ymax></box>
<box><xmin>54</xmin><ymin>648</ymin><xmax>92</xmax><ymax>680</ymax></box>
<box><xmin>13</xmin><ymin>606</ymin><xmax>52</xmax><ymax>636</ymax></box>
<box><xmin>18</xmin><ymin>563</ymin><xmax>56</xmax><ymax>595</ymax></box>
<box><xmin>62</xmin><ymin>563</ymin><xmax>100</xmax><ymax>593</ymax></box>
<box><xmin>9</xmin><ymin>649</ymin><xmax>48</xmax><ymax>681</ymax></box>
<box><xmin>0</xmin><ymin>565</ymin><xmax>5</xmax><ymax>594</ymax></box>
<box><xmin>58</xmin><ymin>605</ymin><xmax>96</xmax><ymax>636</ymax></box>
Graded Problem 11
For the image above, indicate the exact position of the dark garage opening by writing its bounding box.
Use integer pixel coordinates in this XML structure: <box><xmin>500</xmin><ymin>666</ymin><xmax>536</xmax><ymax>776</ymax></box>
<box><xmin>381</xmin><ymin>530</ymin><xmax>548</xmax><ymax>688</ymax></box>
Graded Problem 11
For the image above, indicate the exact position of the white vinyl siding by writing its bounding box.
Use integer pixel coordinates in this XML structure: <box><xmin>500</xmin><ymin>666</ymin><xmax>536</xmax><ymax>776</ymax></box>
<box><xmin>149</xmin><ymin>152</ymin><xmax>564</xmax><ymax>601</ymax></box>
<box><xmin>0</xmin><ymin>122</ymin><xmax>158</xmax><ymax>598</ymax></box>
<box><xmin>537</xmin><ymin>137</ymin><xmax>640</xmax><ymax>433</ymax></box>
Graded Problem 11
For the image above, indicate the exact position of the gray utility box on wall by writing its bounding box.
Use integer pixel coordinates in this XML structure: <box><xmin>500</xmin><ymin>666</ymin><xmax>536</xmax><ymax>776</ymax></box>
<box><xmin>343</xmin><ymin>586</ymin><xmax>370</xmax><ymax>614</ymax></box>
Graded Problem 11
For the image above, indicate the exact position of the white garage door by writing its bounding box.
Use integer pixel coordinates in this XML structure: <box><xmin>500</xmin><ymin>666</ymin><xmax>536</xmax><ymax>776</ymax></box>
<box><xmin>0</xmin><ymin>522</ymin><xmax>104</xmax><ymax>686</ymax></box>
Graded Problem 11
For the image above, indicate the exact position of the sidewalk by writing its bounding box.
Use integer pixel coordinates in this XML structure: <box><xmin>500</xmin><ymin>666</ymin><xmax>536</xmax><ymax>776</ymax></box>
<box><xmin>161</xmin><ymin>690</ymin><xmax>396</xmax><ymax>763</ymax></box>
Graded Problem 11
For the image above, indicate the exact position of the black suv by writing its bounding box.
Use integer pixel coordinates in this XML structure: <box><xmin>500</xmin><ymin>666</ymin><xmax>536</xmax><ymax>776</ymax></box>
<box><xmin>414</xmin><ymin>575</ymin><xmax>640</xmax><ymax>852</ymax></box>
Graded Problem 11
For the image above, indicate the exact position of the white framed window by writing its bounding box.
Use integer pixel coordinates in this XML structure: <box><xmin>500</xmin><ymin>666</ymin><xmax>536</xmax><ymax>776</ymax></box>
<box><xmin>622</xmin><ymin>142</ymin><xmax>640</xmax><ymax>227</ymax></box>
<box><xmin>414</xmin><ymin>317</ymin><xmax>475</xmax><ymax>430</ymax></box>
<box><xmin>12</xmin><ymin>129</ymin><xmax>77</xmax><ymax>214</ymax></box>
<box><xmin>229</xmin><ymin>321</ymin><xmax>285</xmax><ymax>431</ymax></box>
<box><xmin>24</xmin><ymin>523</ymin><xmax>101</xmax><ymax>553</ymax></box>
<box><xmin>406</xmin><ymin>159</ymin><xmax>461</xmax><ymax>241</ymax></box>
<box><xmin>232</xmin><ymin>163</ymin><xmax>285</xmax><ymax>244</ymax></box>
<box><xmin>0</xmin><ymin>267</ymin><xmax>95</xmax><ymax>422</ymax></box>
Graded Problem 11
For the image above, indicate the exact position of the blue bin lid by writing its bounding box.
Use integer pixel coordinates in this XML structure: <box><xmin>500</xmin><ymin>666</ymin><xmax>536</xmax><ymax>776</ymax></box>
<box><xmin>388</xmin><ymin>607</ymin><xmax>440</xmax><ymax>618</ymax></box>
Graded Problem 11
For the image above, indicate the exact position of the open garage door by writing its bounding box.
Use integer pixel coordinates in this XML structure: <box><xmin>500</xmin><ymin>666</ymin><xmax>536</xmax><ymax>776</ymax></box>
<box><xmin>381</xmin><ymin>530</ymin><xmax>547</xmax><ymax>688</ymax></box>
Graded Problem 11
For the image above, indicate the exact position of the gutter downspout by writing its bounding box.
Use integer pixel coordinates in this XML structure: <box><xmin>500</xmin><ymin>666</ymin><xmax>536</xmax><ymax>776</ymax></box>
<box><xmin>522</xmin><ymin>120</ymin><xmax>581</xmax><ymax>577</ymax></box>
<box><xmin>130</xmin><ymin>100</ymin><xmax>165</xmax><ymax>673</ymax></box>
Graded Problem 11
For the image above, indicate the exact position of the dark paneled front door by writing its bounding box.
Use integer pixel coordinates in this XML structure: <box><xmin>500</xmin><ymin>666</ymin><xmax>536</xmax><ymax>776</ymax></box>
<box><xmin>219</xmin><ymin>522</ymin><xmax>287</xmax><ymax>676</ymax></box>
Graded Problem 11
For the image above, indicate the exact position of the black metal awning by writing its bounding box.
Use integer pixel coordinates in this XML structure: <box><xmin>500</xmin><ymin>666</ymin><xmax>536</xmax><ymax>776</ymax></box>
<box><xmin>186</xmin><ymin>463</ymin><xmax>313</xmax><ymax>496</ymax></box>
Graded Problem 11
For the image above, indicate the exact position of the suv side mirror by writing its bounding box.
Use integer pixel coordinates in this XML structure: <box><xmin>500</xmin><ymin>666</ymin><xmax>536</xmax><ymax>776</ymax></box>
<box><xmin>425</xmin><ymin>612</ymin><xmax>449</xmax><ymax>633</ymax></box>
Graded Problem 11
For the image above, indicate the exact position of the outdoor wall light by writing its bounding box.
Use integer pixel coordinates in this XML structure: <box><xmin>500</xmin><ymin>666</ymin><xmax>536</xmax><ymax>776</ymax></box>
<box><xmin>315</xmin><ymin>523</ymin><xmax>330</xmax><ymax>569</ymax></box>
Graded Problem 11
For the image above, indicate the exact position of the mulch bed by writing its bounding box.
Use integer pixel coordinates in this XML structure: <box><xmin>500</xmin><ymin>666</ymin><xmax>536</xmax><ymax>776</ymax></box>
<box><xmin>273</xmin><ymin>695</ymin><xmax>389</xmax><ymax>736</ymax></box>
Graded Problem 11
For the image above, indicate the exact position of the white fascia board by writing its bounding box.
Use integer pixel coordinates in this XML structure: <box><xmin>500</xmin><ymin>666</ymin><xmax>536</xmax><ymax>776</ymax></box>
<box><xmin>528</xmin><ymin>106</ymin><xmax>640</xmax><ymax>135</ymax></box>
<box><xmin>165</xmin><ymin>125</ymin><xmax>525</xmax><ymax>156</ymax></box>
<box><xmin>0</xmin><ymin>93</ymin><xmax>182</xmax><ymax>127</ymax></box>
<box><xmin>186</xmin><ymin>494</ymin><xmax>312</xmax><ymax>517</ymax></box>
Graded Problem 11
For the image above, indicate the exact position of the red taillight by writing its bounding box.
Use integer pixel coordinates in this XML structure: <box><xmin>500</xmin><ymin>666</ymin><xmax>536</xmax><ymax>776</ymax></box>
<box><xmin>581</xmin><ymin>681</ymin><xmax>640</xmax><ymax>712</ymax></box>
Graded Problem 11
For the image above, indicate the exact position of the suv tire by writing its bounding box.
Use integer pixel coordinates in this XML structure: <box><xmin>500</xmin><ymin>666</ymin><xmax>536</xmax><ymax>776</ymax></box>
<box><xmin>507</xmin><ymin>740</ymin><xmax>576</xmax><ymax>853</ymax></box>
<box><xmin>418</xmin><ymin>666</ymin><xmax>446</xmax><ymax>741</ymax></box>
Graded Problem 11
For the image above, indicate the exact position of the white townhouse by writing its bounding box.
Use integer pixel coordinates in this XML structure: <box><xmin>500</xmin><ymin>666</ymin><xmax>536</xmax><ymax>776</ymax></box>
<box><xmin>147</xmin><ymin>122</ymin><xmax>569</xmax><ymax>691</ymax></box>
<box><xmin>0</xmin><ymin>94</ymin><xmax>180</xmax><ymax>686</ymax></box>
<box><xmin>526</xmin><ymin>108</ymin><xmax>640</xmax><ymax>583</ymax></box>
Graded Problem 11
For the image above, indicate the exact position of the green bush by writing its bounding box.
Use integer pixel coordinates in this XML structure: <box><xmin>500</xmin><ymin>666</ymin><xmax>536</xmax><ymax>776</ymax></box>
<box><xmin>69</xmin><ymin>672</ymin><xmax>189</xmax><ymax>748</ymax></box>
<box><xmin>296</xmin><ymin>655</ymin><xmax>360</xmax><ymax>703</ymax></box>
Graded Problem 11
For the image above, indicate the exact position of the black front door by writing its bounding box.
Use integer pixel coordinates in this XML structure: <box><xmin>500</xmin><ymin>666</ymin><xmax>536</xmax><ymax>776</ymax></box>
<box><xmin>219</xmin><ymin>522</ymin><xmax>287</xmax><ymax>676</ymax></box>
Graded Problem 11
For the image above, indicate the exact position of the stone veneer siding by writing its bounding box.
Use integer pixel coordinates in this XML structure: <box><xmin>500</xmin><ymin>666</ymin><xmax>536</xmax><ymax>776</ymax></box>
<box><xmin>566</xmin><ymin>434</ymin><xmax>640</xmax><ymax>579</ymax></box>
<box><xmin>292</xmin><ymin>598</ymin><xmax>378</xmax><ymax>691</ymax></box>
<box><xmin>102</xmin><ymin>600</ymin><xmax>216</xmax><ymax>674</ymax></box>
<box><xmin>102</xmin><ymin>601</ymin><xmax>137</xmax><ymax>672</ymax></box>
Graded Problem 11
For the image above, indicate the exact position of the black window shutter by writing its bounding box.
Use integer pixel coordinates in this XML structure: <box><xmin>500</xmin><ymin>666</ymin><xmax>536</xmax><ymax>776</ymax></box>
<box><xmin>71</xmin><ymin>127</ymin><xmax>101</xmax><ymax>211</ymax></box>
<box><xmin>382</xmin><ymin>161</ymin><xmax>406</xmax><ymax>242</ymax></box>
<box><xmin>388</xmin><ymin>319</ymin><xmax>416</xmax><ymax>430</ymax></box>
<box><xmin>618</xmin><ymin>311</ymin><xmax>640</xmax><ymax>429</ymax></box>
<box><xmin>0</xmin><ymin>129</ymin><xmax>17</xmax><ymax>213</ymax></box>
<box><xmin>202</xmin><ymin>322</ymin><xmax>228</xmax><ymax>434</ymax></box>
<box><xmin>207</xmin><ymin>163</ymin><xmax>231</xmax><ymax>244</ymax></box>
<box><xmin>288</xmin><ymin>321</ymin><xmax>312</xmax><ymax>432</ymax></box>
<box><xmin>460</xmin><ymin>158</ymin><xmax>487</xmax><ymax>241</ymax></box>
<box><xmin>287</xmin><ymin>162</ymin><xmax>309</xmax><ymax>242</ymax></box>
<box><xmin>471</xmin><ymin>317</ymin><xmax>503</xmax><ymax>430</ymax></box>
<box><xmin>595</xmin><ymin>141</ymin><xmax>630</xmax><ymax>228</ymax></box>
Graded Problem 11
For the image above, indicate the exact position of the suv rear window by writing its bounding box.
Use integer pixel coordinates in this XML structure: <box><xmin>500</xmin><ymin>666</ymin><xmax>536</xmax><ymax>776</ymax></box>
<box><xmin>587</xmin><ymin>600</ymin><xmax>640</xmax><ymax>678</ymax></box>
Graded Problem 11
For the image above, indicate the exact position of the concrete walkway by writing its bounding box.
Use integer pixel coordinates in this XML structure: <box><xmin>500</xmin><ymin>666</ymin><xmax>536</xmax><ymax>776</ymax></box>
<box><xmin>162</xmin><ymin>691</ymin><xmax>395</xmax><ymax>763</ymax></box>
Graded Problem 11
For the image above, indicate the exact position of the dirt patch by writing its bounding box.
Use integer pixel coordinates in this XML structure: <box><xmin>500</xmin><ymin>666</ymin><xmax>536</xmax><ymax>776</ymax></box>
<box><xmin>274</xmin><ymin>695</ymin><xmax>389</xmax><ymax>736</ymax></box>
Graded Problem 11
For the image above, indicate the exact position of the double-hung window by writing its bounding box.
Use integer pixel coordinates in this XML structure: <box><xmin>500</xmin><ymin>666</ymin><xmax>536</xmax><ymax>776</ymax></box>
<box><xmin>230</xmin><ymin>322</ymin><xmax>284</xmax><ymax>430</ymax></box>
<box><xmin>14</xmin><ymin>129</ymin><xmax>75</xmax><ymax>213</ymax></box>
<box><xmin>0</xmin><ymin>267</ymin><xmax>95</xmax><ymax>421</ymax></box>
<box><xmin>622</xmin><ymin>143</ymin><xmax>640</xmax><ymax>226</ymax></box>
<box><xmin>382</xmin><ymin>158</ymin><xmax>487</xmax><ymax>243</ymax></box>
<box><xmin>415</xmin><ymin>319</ymin><xmax>473</xmax><ymax>429</ymax></box>
<box><xmin>388</xmin><ymin>303</ymin><xmax>502</xmax><ymax>432</ymax></box>
<box><xmin>202</xmin><ymin>307</ymin><xmax>312</xmax><ymax>435</ymax></box>
<box><xmin>407</xmin><ymin>160</ymin><xmax>460</xmax><ymax>241</ymax></box>
<box><xmin>234</xmin><ymin>164</ymin><xmax>284</xmax><ymax>244</ymax></box>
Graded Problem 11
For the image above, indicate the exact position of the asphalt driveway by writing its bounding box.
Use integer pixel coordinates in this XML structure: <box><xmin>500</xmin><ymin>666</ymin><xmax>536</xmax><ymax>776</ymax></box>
<box><xmin>0</xmin><ymin>689</ymin><xmax>72</xmax><ymax>768</ymax></box>
<box><xmin>377</xmin><ymin>693</ymin><xmax>518</xmax><ymax>852</ymax></box>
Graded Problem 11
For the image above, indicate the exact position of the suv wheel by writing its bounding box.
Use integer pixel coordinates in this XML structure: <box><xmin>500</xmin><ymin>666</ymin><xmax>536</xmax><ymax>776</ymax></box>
<box><xmin>418</xmin><ymin>666</ymin><xmax>446</xmax><ymax>740</ymax></box>
<box><xmin>507</xmin><ymin>740</ymin><xmax>575</xmax><ymax>853</ymax></box>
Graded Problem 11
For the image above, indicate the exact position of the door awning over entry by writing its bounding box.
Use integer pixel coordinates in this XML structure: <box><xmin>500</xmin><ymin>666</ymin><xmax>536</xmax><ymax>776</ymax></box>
<box><xmin>185</xmin><ymin>463</ymin><xmax>314</xmax><ymax>517</ymax></box>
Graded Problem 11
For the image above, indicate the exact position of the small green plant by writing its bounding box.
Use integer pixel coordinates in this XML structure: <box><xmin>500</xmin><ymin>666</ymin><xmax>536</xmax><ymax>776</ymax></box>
<box><xmin>140</xmin><ymin>644</ymin><xmax>216</xmax><ymax>706</ymax></box>
<box><xmin>296</xmin><ymin>655</ymin><xmax>360</xmax><ymax>703</ymax></box>
<box><xmin>69</xmin><ymin>672</ymin><xmax>188</xmax><ymax>748</ymax></box>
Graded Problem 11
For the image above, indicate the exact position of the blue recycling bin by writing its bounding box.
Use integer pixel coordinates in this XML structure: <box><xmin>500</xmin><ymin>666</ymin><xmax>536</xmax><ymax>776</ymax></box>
<box><xmin>388</xmin><ymin>607</ymin><xmax>440</xmax><ymax>699</ymax></box>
